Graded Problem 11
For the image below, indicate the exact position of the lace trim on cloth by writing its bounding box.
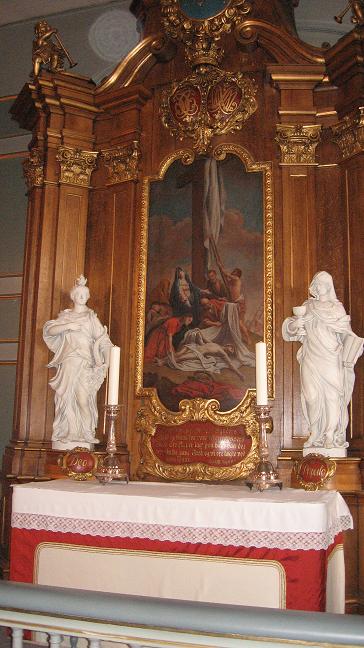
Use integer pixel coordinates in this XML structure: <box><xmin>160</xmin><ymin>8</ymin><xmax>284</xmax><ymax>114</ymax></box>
<box><xmin>11</xmin><ymin>512</ymin><xmax>353</xmax><ymax>551</ymax></box>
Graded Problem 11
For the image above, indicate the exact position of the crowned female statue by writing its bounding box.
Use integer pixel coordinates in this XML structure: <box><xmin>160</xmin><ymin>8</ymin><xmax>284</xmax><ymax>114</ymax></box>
<box><xmin>282</xmin><ymin>271</ymin><xmax>363</xmax><ymax>456</ymax></box>
<box><xmin>43</xmin><ymin>275</ymin><xmax>113</xmax><ymax>450</ymax></box>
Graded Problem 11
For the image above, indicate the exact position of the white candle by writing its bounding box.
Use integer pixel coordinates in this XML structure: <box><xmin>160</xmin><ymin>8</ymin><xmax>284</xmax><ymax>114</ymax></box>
<box><xmin>107</xmin><ymin>346</ymin><xmax>120</xmax><ymax>405</ymax></box>
<box><xmin>255</xmin><ymin>341</ymin><xmax>268</xmax><ymax>405</ymax></box>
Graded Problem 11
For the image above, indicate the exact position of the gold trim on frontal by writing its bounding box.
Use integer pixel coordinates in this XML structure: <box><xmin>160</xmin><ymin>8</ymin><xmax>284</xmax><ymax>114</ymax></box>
<box><xmin>135</xmin><ymin>144</ymin><xmax>273</xmax><ymax>481</ymax></box>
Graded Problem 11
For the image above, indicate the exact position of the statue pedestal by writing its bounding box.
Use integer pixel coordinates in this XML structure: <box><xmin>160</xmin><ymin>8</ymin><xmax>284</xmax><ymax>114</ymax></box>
<box><xmin>52</xmin><ymin>440</ymin><xmax>99</xmax><ymax>451</ymax></box>
<box><xmin>303</xmin><ymin>447</ymin><xmax>347</xmax><ymax>458</ymax></box>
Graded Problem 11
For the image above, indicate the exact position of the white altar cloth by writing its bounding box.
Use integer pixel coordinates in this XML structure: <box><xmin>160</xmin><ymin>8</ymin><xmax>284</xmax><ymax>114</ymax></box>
<box><xmin>11</xmin><ymin>480</ymin><xmax>352</xmax><ymax>549</ymax></box>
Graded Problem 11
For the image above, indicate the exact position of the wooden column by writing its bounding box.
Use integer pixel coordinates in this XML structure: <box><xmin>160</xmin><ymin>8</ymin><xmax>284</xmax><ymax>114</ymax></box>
<box><xmin>2</xmin><ymin>71</ymin><xmax>98</xmax><ymax>498</ymax></box>
<box><xmin>268</xmin><ymin>66</ymin><xmax>325</xmax><ymax>457</ymax></box>
<box><xmin>326</xmin><ymin>30</ymin><xmax>364</xmax><ymax>454</ymax></box>
<box><xmin>87</xmin><ymin>85</ymin><xmax>151</xmax><ymax>473</ymax></box>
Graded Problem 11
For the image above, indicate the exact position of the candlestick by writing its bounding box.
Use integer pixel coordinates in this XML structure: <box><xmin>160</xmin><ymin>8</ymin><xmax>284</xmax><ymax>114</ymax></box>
<box><xmin>107</xmin><ymin>346</ymin><xmax>120</xmax><ymax>405</ymax></box>
<box><xmin>255</xmin><ymin>341</ymin><xmax>268</xmax><ymax>406</ymax></box>
<box><xmin>95</xmin><ymin>404</ymin><xmax>128</xmax><ymax>484</ymax></box>
<box><xmin>246</xmin><ymin>404</ymin><xmax>282</xmax><ymax>492</ymax></box>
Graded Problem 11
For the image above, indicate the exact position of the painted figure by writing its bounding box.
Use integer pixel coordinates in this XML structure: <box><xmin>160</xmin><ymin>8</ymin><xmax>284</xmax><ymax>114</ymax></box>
<box><xmin>169</xmin><ymin>267</ymin><xmax>203</xmax><ymax>325</ymax></box>
<box><xmin>282</xmin><ymin>271</ymin><xmax>363</xmax><ymax>450</ymax></box>
<box><xmin>43</xmin><ymin>275</ymin><xmax>112</xmax><ymax>448</ymax></box>
<box><xmin>144</xmin><ymin>313</ymin><xmax>194</xmax><ymax>362</ymax></box>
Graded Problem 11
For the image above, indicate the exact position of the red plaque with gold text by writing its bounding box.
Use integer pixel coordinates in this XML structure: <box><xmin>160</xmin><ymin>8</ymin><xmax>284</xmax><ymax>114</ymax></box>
<box><xmin>58</xmin><ymin>446</ymin><xmax>98</xmax><ymax>480</ymax></box>
<box><xmin>151</xmin><ymin>421</ymin><xmax>251</xmax><ymax>467</ymax></box>
<box><xmin>292</xmin><ymin>453</ymin><xmax>336</xmax><ymax>491</ymax></box>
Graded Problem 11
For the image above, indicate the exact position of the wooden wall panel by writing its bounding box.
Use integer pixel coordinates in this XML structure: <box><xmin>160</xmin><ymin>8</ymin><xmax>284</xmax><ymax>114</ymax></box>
<box><xmin>343</xmin><ymin>160</ymin><xmax>364</xmax><ymax>452</ymax></box>
<box><xmin>281</xmin><ymin>166</ymin><xmax>317</xmax><ymax>448</ymax></box>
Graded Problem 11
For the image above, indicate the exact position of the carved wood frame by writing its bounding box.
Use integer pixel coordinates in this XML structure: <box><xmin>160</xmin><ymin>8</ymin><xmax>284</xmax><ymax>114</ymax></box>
<box><xmin>135</xmin><ymin>144</ymin><xmax>273</xmax><ymax>481</ymax></box>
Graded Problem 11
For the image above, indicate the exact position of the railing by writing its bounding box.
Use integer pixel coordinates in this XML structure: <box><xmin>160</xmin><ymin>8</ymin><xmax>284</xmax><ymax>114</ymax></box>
<box><xmin>0</xmin><ymin>581</ymin><xmax>364</xmax><ymax>648</ymax></box>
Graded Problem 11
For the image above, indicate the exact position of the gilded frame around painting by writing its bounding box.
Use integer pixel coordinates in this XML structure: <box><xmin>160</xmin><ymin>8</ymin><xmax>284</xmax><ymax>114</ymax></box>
<box><xmin>135</xmin><ymin>143</ymin><xmax>273</xmax><ymax>481</ymax></box>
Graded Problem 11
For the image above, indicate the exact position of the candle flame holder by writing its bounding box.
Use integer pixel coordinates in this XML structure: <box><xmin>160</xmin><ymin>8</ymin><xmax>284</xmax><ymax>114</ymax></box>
<box><xmin>246</xmin><ymin>404</ymin><xmax>282</xmax><ymax>491</ymax></box>
<box><xmin>95</xmin><ymin>404</ymin><xmax>129</xmax><ymax>485</ymax></box>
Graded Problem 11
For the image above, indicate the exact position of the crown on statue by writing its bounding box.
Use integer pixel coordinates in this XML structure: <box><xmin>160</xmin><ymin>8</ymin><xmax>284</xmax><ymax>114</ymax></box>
<box><xmin>74</xmin><ymin>274</ymin><xmax>87</xmax><ymax>288</ymax></box>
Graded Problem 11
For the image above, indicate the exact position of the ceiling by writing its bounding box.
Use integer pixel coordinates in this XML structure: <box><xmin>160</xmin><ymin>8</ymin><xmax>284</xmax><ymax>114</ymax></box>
<box><xmin>0</xmin><ymin>0</ymin><xmax>119</xmax><ymax>26</ymax></box>
<box><xmin>0</xmin><ymin>0</ymin><xmax>352</xmax><ymax>49</ymax></box>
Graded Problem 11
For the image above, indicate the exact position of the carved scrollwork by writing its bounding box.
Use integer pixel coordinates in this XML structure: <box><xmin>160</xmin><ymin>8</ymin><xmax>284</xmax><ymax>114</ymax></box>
<box><xmin>161</xmin><ymin>67</ymin><xmax>257</xmax><ymax>154</ymax></box>
<box><xmin>137</xmin><ymin>391</ymin><xmax>260</xmax><ymax>482</ymax></box>
<box><xmin>101</xmin><ymin>141</ymin><xmax>141</xmax><ymax>184</ymax></box>
<box><xmin>331</xmin><ymin>107</ymin><xmax>364</xmax><ymax>160</ymax></box>
<box><xmin>275</xmin><ymin>124</ymin><xmax>322</xmax><ymax>165</ymax></box>
<box><xmin>160</xmin><ymin>0</ymin><xmax>252</xmax><ymax>68</ymax></box>
<box><xmin>23</xmin><ymin>147</ymin><xmax>44</xmax><ymax>190</ymax></box>
<box><xmin>56</xmin><ymin>146</ymin><xmax>98</xmax><ymax>187</ymax></box>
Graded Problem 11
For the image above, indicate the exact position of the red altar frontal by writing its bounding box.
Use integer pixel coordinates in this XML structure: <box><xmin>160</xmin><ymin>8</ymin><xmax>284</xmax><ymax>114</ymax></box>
<box><xmin>10</xmin><ymin>481</ymin><xmax>352</xmax><ymax>613</ymax></box>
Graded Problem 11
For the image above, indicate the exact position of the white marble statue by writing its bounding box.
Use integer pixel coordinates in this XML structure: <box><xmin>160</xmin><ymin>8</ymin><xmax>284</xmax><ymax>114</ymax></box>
<box><xmin>43</xmin><ymin>275</ymin><xmax>113</xmax><ymax>450</ymax></box>
<box><xmin>282</xmin><ymin>271</ymin><xmax>363</xmax><ymax>456</ymax></box>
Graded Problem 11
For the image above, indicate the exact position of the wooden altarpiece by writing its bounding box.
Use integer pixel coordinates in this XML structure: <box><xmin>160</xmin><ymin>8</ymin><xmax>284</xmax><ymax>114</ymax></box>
<box><xmin>2</xmin><ymin>0</ymin><xmax>364</xmax><ymax>610</ymax></box>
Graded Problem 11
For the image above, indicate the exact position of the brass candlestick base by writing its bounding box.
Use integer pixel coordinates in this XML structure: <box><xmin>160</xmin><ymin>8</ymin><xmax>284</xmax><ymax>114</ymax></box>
<box><xmin>246</xmin><ymin>404</ymin><xmax>282</xmax><ymax>492</ymax></box>
<box><xmin>95</xmin><ymin>405</ymin><xmax>129</xmax><ymax>485</ymax></box>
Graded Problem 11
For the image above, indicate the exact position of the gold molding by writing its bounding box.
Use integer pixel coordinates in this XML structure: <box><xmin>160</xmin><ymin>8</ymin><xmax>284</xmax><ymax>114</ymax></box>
<box><xmin>101</xmin><ymin>141</ymin><xmax>141</xmax><ymax>184</ymax></box>
<box><xmin>160</xmin><ymin>0</ymin><xmax>252</xmax><ymax>68</ymax></box>
<box><xmin>56</xmin><ymin>146</ymin><xmax>98</xmax><ymax>187</ymax></box>
<box><xmin>275</xmin><ymin>124</ymin><xmax>322</xmax><ymax>165</ymax></box>
<box><xmin>331</xmin><ymin>107</ymin><xmax>364</xmax><ymax>160</ymax></box>
<box><xmin>135</xmin><ymin>145</ymin><xmax>274</xmax><ymax>481</ymax></box>
<box><xmin>161</xmin><ymin>67</ymin><xmax>257</xmax><ymax>155</ymax></box>
<box><xmin>23</xmin><ymin>147</ymin><xmax>44</xmax><ymax>190</ymax></box>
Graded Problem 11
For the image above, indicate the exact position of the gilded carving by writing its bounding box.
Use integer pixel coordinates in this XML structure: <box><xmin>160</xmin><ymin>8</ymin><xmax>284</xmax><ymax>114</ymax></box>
<box><xmin>275</xmin><ymin>124</ymin><xmax>322</xmax><ymax>165</ymax></box>
<box><xmin>135</xmin><ymin>146</ymin><xmax>273</xmax><ymax>481</ymax></box>
<box><xmin>23</xmin><ymin>147</ymin><xmax>44</xmax><ymax>190</ymax></box>
<box><xmin>160</xmin><ymin>0</ymin><xmax>252</xmax><ymax>68</ymax></box>
<box><xmin>161</xmin><ymin>67</ymin><xmax>257</xmax><ymax>154</ymax></box>
<box><xmin>292</xmin><ymin>453</ymin><xmax>336</xmax><ymax>491</ymax></box>
<box><xmin>56</xmin><ymin>146</ymin><xmax>98</xmax><ymax>187</ymax></box>
<box><xmin>32</xmin><ymin>20</ymin><xmax>76</xmax><ymax>78</ymax></box>
<box><xmin>334</xmin><ymin>1</ymin><xmax>364</xmax><ymax>26</ymax></box>
<box><xmin>137</xmin><ymin>392</ymin><xmax>260</xmax><ymax>482</ymax></box>
<box><xmin>331</xmin><ymin>107</ymin><xmax>364</xmax><ymax>160</ymax></box>
<box><xmin>101</xmin><ymin>141</ymin><xmax>141</xmax><ymax>184</ymax></box>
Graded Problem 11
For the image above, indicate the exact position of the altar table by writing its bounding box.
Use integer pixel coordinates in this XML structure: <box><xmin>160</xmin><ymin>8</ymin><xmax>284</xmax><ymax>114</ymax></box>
<box><xmin>10</xmin><ymin>480</ymin><xmax>352</xmax><ymax>613</ymax></box>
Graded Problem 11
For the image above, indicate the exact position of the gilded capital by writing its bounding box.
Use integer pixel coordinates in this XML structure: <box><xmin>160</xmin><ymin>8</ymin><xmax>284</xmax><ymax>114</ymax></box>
<box><xmin>101</xmin><ymin>141</ymin><xmax>141</xmax><ymax>184</ymax></box>
<box><xmin>23</xmin><ymin>147</ymin><xmax>44</xmax><ymax>190</ymax></box>
<box><xmin>56</xmin><ymin>146</ymin><xmax>98</xmax><ymax>187</ymax></box>
<box><xmin>331</xmin><ymin>108</ymin><xmax>364</xmax><ymax>160</ymax></box>
<box><xmin>276</xmin><ymin>124</ymin><xmax>322</xmax><ymax>165</ymax></box>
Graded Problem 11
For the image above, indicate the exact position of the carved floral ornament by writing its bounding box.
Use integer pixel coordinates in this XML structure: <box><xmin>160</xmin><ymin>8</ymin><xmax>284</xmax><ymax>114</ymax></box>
<box><xmin>161</xmin><ymin>67</ymin><xmax>258</xmax><ymax>154</ymax></box>
<box><xmin>275</xmin><ymin>124</ymin><xmax>322</xmax><ymax>165</ymax></box>
<box><xmin>160</xmin><ymin>0</ymin><xmax>252</xmax><ymax>68</ymax></box>
<box><xmin>56</xmin><ymin>146</ymin><xmax>98</xmax><ymax>187</ymax></box>
<box><xmin>331</xmin><ymin>107</ymin><xmax>364</xmax><ymax>160</ymax></box>
<box><xmin>101</xmin><ymin>141</ymin><xmax>141</xmax><ymax>184</ymax></box>
<box><xmin>23</xmin><ymin>147</ymin><xmax>44</xmax><ymax>190</ymax></box>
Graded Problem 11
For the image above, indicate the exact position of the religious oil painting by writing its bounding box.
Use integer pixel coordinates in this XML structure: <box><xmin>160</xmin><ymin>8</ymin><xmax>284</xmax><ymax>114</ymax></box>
<box><xmin>140</xmin><ymin>148</ymin><xmax>273</xmax><ymax>413</ymax></box>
